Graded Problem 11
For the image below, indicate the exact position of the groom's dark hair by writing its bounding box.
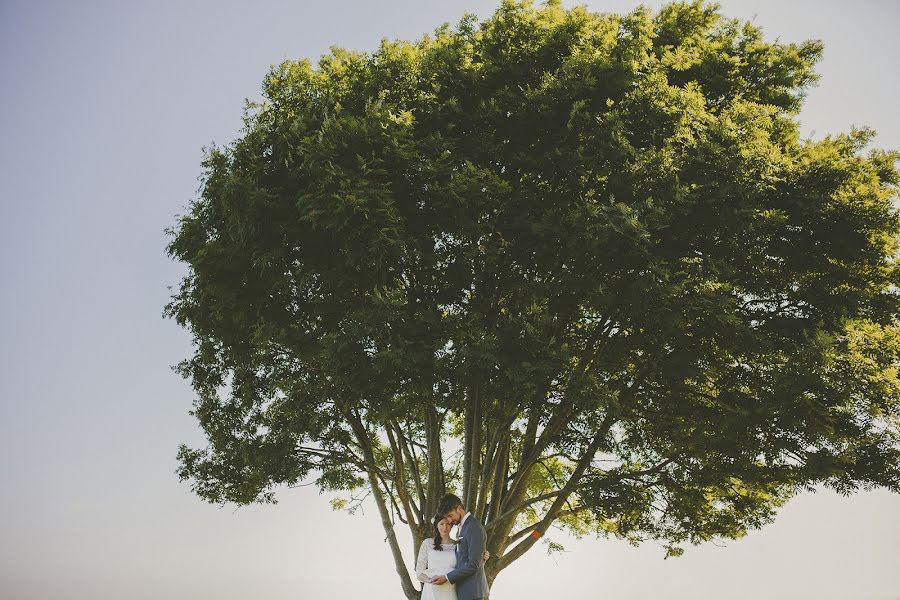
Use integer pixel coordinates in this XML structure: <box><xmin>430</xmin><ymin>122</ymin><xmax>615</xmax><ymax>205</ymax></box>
<box><xmin>437</xmin><ymin>493</ymin><xmax>464</xmax><ymax>516</ymax></box>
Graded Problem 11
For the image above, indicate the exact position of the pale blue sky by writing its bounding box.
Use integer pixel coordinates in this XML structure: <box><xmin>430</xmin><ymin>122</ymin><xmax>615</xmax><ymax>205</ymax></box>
<box><xmin>1</xmin><ymin>1</ymin><xmax>898</xmax><ymax>598</ymax></box>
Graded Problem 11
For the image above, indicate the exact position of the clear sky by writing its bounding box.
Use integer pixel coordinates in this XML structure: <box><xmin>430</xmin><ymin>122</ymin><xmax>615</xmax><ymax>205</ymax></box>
<box><xmin>1</xmin><ymin>1</ymin><xmax>898</xmax><ymax>598</ymax></box>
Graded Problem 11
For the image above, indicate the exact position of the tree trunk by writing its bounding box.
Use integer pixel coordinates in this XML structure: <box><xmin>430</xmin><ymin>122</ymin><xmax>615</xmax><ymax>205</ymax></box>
<box><xmin>462</xmin><ymin>375</ymin><xmax>482</xmax><ymax>508</ymax></box>
<box><xmin>425</xmin><ymin>404</ymin><xmax>444</xmax><ymax>519</ymax></box>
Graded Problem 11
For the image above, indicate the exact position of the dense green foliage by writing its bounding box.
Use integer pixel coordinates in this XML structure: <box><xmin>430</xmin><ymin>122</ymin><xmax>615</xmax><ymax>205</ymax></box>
<box><xmin>166</xmin><ymin>1</ymin><xmax>900</xmax><ymax>596</ymax></box>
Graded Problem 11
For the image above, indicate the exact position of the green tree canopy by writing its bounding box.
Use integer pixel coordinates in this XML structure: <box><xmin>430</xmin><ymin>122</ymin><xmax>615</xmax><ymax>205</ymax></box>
<box><xmin>166</xmin><ymin>1</ymin><xmax>900</xmax><ymax>597</ymax></box>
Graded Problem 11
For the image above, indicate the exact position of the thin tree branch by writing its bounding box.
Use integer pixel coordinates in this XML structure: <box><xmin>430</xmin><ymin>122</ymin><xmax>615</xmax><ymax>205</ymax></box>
<box><xmin>495</xmin><ymin>414</ymin><xmax>615</xmax><ymax>573</ymax></box>
<box><xmin>394</xmin><ymin>420</ymin><xmax>427</xmax><ymax>526</ymax></box>
<box><xmin>385</xmin><ymin>423</ymin><xmax>421</xmax><ymax>535</ymax></box>
<box><xmin>487</xmin><ymin>489</ymin><xmax>565</xmax><ymax>532</ymax></box>
<box><xmin>345</xmin><ymin>408</ymin><xmax>418</xmax><ymax>600</ymax></box>
<box><xmin>506</xmin><ymin>506</ymin><xmax>591</xmax><ymax>546</ymax></box>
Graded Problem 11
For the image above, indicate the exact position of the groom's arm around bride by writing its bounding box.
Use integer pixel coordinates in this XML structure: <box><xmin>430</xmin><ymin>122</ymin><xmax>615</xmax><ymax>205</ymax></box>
<box><xmin>446</xmin><ymin>517</ymin><xmax>486</xmax><ymax>585</ymax></box>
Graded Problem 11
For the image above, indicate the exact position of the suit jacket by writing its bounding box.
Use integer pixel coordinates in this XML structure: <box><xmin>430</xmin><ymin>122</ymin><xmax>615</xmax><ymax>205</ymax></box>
<box><xmin>447</xmin><ymin>513</ymin><xmax>490</xmax><ymax>600</ymax></box>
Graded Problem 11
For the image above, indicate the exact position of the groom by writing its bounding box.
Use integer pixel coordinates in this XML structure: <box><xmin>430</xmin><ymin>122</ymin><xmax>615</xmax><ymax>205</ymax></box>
<box><xmin>430</xmin><ymin>493</ymin><xmax>490</xmax><ymax>600</ymax></box>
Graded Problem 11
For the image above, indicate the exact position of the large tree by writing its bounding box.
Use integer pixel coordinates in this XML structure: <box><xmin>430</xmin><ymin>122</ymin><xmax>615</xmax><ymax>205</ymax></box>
<box><xmin>166</xmin><ymin>1</ymin><xmax>900</xmax><ymax>597</ymax></box>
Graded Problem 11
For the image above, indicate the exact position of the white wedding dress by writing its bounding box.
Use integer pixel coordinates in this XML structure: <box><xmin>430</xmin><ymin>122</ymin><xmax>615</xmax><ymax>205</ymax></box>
<box><xmin>416</xmin><ymin>540</ymin><xmax>458</xmax><ymax>600</ymax></box>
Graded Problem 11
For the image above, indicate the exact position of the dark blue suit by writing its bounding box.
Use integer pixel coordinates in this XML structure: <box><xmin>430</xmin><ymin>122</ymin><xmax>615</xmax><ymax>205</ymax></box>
<box><xmin>447</xmin><ymin>513</ymin><xmax>490</xmax><ymax>600</ymax></box>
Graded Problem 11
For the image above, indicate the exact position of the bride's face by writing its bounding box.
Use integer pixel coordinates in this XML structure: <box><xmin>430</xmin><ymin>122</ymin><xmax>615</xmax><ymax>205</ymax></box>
<box><xmin>437</xmin><ymin>517</ymin><xmax>452</xmax><ymax>538</ymax></box>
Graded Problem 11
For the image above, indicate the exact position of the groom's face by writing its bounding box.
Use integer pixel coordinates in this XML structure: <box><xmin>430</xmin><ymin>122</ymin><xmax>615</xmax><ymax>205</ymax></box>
<box><xmin>444</xmin><ymin>505</ymin><xmax>463</xmax><ymax>525</ymax></box>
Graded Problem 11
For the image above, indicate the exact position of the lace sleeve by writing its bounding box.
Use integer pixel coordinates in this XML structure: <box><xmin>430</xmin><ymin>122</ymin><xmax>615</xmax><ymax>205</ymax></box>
<box><xmin>415</xmin><ymin>539</ymin><xmax>431</xmax><ymax>583</ymax></box>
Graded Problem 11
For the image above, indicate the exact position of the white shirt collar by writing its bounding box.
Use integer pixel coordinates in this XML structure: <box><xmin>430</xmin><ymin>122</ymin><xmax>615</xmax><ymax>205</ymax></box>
<box><xmin>458</xmin><ymin>511</ymin><xmax>471</xmax><ymax>531</ymax></box>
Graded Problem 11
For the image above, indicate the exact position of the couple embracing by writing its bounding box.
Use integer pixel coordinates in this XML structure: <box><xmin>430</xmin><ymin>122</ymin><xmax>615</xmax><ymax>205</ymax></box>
<box><xmin>415</xmin><ymin>493</ymin><xmax>490</xmax><ymax>600</ymax></box>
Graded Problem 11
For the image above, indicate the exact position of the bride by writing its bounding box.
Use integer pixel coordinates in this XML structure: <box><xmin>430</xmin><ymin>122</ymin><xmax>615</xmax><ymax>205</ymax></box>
<box><xmin>416</xmin><ymin>513</ymin><xmax>489</xmax><ymax>600</ymax></box>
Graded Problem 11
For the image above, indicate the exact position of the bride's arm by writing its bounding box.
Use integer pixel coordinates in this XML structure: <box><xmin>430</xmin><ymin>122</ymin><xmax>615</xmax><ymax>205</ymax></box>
<box><xmin>415</xmin><ymin>540</ymin><xmax>431</xmax><ymax>583</ymax></box>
